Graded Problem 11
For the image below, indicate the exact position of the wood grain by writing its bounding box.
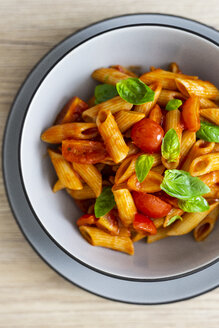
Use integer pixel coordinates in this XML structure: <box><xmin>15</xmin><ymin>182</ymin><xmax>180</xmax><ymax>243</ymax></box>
<box><xmin>0</xmin><ymin>0</ymin><xmax>219</xmax><ymax>327</ymax></box>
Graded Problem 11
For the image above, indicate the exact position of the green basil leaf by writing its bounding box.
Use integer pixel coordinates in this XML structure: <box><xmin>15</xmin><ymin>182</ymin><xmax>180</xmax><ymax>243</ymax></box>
<box><xmin>135</xmin><ymin>154</ymin><xmax>154</xmax><ymax>183</ymax></box>
<box><xmin>94</xmin><ymin>187</ymin><xmax>116</xmax><ymax>218</ymax></box>
<box><xmin>178</xmin><ymin>196</ymin><xmax>210</xmax><ymax>213</ymax></box>
<box><xmin>160</xmin><ymin>169</ymin><xmax>210</xmax><ymax>200</ymax></box>
<box><xmin>94</xmin><ymin>84</ymin><xmax>118</xmax><ymax>104</ymax></box>
<box><xmin>196</xmin><ymin>121</ymin><xmax>219</xmax><ymax>143</ymax></box>
<box><xmin>165</xmin><ymin>99</ymin><xmax>182</xmax><ymax>111</ymax></box>
<box><xmin>161</xmin><ymin>129</ymin><xmax>180</xmax><ymax>163</ymax></box>
<box><xmin>166</xmin><ymin>215</ymin><xmax>183</xmax><ymax>226</ymax></box>
<box><xmin>116</xmin><ymin>78</ymin><xmax>155</xmax><ymax>105</ymax></box>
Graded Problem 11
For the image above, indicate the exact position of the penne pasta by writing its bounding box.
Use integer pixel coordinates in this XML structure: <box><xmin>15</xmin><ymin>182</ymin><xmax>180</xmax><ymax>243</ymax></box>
<box><xmin>175</xmin><ymin>78</ymin><xmax>219</xmax><ymax>100</ymax></box>
<box><xmin>193</xmin><ymin>206</ymin><xmax>219</xmax><ymax>242</ymax></box>
<box><xmin>92</xmin><ymin>67</ymin><xmax>130</xmax><ymax>85</ymax></box>
<box><xmin>200</xmin><ymin>108</ymin><xmax>219</xmax><ymax>125</ymax></box>
<box><xmin>147</xmin><ymin>227</ymin><xmax>170</xmax><ymax>243</ymax></box>
<box><xmin>167</xmin><ymin>202</ymin><xmax>219</xmax><ymax>236</ymax></box>
<box><xmin>48</xmin><ymin>149</ymin><xmax>83</xmax><ymax>190</ymax></box>
<box><xmin>72</xmin><ymin>162</ymin><xmax>102</xmax><ymax>197</ymax></box>
<box><xmin>113</xmin><ymin>189</ymin><xmax>137</xmax><ymax>227</ymax></box>
<box><xmin>96</xmin><ymin>211</ymin><xmax>119</xmax><ymax>235</ymax></box>
<box><xmin>96</xmin><ymin>109</ymin><xmax>129</xmax><ymax>163</ymax></box>
<box><xmin>189</xmin><ymin>152</ymin><xmax>219</xmax><ymax>176</ymax></box>
<box><xmin>132</xmin><ymin>231</ymin><xmax>147</xmax><ymax>242</ymax></box>
<box><xmin>151</xmin><ymin>164</ymin><xmax>166</xmax><ymax>175</ymax></box>
<box><xmin>157</xmin><ymin>89</ymin><xmax>185</xmax><ymax>107</ymax></box>
<box><xmin>52</xmin><ymin>179</ymin><xmax>65</xmax><ymax>193</ymax></box>
<box><xmin>162</xmin><ymin>109</ymin><xmax>182</xmax><ymax>169</ymax></box>
<box><xmin>79</xmin><ymin>226</ymin><xmax>134</xmax><ymax>255</ymax></box>
<box><xmin>148</xmin><ymin>104</ymin><xmax>163</xmax><ymax>124</ymax></box>
<box><xmin>114</xmin><ymin>110</ymin><xmax>145</xmax><ymax>132</ymax></box>
<box><xmin>199</xmin><ymin>98</ymin><xmax>218</xmax><ymax>109</ymax></box>
<box><xmin>154</xmin><ymin>217</ymin><xmax>165</xmax><ymax>229</ymax></box>
<box><xmin>181</xmin><ymin>140</ymin><xmax>215</xmax><ymax>172</ymax></box>
<box><xmin>140</xmin><ymin>69</ymin><xmax>198</xmax><ymax>90</ymax></box>
<box><xmin>179</xmin><ymin>130</ymin><xmax>196</xmax><ymax>166</ymax></box>
<box><xmin>82</xmin><ymin>96</ymin><xmax>132</xmax><ymax>122</ymax></box>
<box><xmin>114</xmin><ymin>153</ymin><xmax>161</xmax><ymax>185</ymax></box>
<box><xmin>54</xmin><ymin>96</ymin><xmax>88</xmax><ymax>124</ymax></box>
<box><xmin>67</xmin><ymin>185</ymin><xmax>96</xmax><ymax>200</ymax></box>
<box><xmin>41</xmin><ymin>123</ymin><xmax>98</xmax><ymax>143</ymax></box>
<box><xmin>110</xmin><ymin>65</ymin><xmax>138</xmax><ymax>77</ymax></box>
<box><xmin>169</xmin><ymin>62</ymin><xmax>180</xmax><ymax>73</ymax></box>
<box><xmin>163</xmin><ymin>208</ymin><xmax>184</xmax><ymax>228</ymax></box>
<box><xmin>135</xmin><ymin>82</ymin><xmax>162</xmax><ymax>115</ymax></box>
<box><xmin>127</xmin><ymin>171</ymin><xmax>163</xmax><ymax>193</ymax></box>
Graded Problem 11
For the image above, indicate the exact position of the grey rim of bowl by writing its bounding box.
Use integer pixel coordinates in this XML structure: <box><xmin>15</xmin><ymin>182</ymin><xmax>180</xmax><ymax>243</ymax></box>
<box><xmin>3</xmin><ymin>14</ymin><xmax>219</xmax><ymax>284</ymax></box>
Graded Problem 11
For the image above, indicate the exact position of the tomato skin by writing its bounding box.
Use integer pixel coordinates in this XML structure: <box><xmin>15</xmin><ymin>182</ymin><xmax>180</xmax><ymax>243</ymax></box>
<box><xmin>133</xmin><ymin>213</ymin><xmax>157</xmax><ymax>235</ymax></box>
<box><xmin>62</xmin><ymin>139</ymin><xmax>108</xmax><ymax>164</ymax></box>
<box><xmin>76</xmin><ymin>214</ymin><xmax>96</xmax><ymax>226</ymax></box>
<box><xmin>182</xmin><ymin>96</ymin><xmax>200</xmax><ymax>132</ymax></box>
<box><xmin>132</xmin><ymin>191</ymin><xmax>172</xmax><ymax>218</ymax></box>
<box><xmin>55</xmin><ymin>96</ymin><xmax>88</xmax><ymax>124</ymax></box>
<box><xmin>131</xmin><ymin>118</ymin><xmax>164</xmax><ymax>153</ymax></box>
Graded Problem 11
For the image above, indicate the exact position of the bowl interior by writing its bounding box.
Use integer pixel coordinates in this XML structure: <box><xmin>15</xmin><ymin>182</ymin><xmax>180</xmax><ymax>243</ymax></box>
<box><xmin>20</xmin><ymin>26</ymin><xmax>219</xmax><ymax>280</ymax></box>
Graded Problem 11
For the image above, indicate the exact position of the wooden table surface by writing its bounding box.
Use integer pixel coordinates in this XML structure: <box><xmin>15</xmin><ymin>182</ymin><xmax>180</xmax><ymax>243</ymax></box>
<box><xmin>0</xmin><ymin>0</ymin><xmax>219</xmax><ymax>327</ymax></box>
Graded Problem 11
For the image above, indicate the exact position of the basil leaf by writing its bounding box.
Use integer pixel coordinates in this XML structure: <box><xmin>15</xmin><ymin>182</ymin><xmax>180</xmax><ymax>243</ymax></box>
<box><xmin>165</xmin><ymin>99</ymin><xmax>182</xmax><ymax>111</ymax></box>
<box><xmin>160</xmin><ymin>169</ymin><xmax>210</xmax><ymax>200</ymax></box>
<box><xmin>166</xmin><ymin>215</ymin><xmax>183</xmax><ymax>226</ymax></box>
<box><xmin>116</xmin><ymin>78</ymin><xmax>155</xmax><ymax>105</ymax></box>
<box><xmin>161</xmin><ymin>129</ymin><xmax>180</xmax><ymax>163</ymax></box>
<box><xmin>178</xmin><ymin>196</ymin><xmax>210</xmax><ymax>213</ymax></box>
<box><xmin>196</xmin><ymin>121</ymin><xmax>219</xmax><ymax>143</ymax></box>
<box><xmin>94</xmin><ymin>187</ymin><xmax>116</xmax><ymax>218</ymax></box>
<box><xmin>135</xmin><ymin>154</ymin><xmax>154</xmax><ymax>183</ymax></box>
<box><xmin>94</xmin><ymin>84</ymin><xmax>118</xmax><ymax>104</ymax></box>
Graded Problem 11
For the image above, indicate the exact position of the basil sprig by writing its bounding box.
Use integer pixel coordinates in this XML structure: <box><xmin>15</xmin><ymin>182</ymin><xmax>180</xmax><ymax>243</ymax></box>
<box><xmin>161</xmin><ymin>129</ymin><xmax>180</xmax><ymax>163</ymax></box>
<box><xmin>166</xmin><ymin>215</ymin><xmax>183</xmax><ymax>226</ymax></box>
<box><xmin>165</xmin><ymin>99</ymin><xmax>182</xmax><ymax>111</ymax></box>
<box><xmin>116</xmin><ymin>78</ymin><xmax>155</xmax><ymax>105</ymax></box>
<box><xmin>94</xmin><ymin>187</ymin><xmax>116</xmax><ymax>218</ymax></box>
<box><xmin>95</xmin><ymin>84</ymin><xmax>118</xmax><ymax>104</ymax></box>
<box><xmin>135</xmin><ymin>154</ymin><xmax>154</xmax><ymax>183</ymax></box>
<box><xmin>160</xmin><ymin>169</ymin><xmax>210</xmax><ymax>200</ymax></box>
<box><xmin>178</xmin><ymin>196</ymin><xmax>210</xmax><ymax>213</ymax></box>
<box><xmin>196</xmin><ymin>121</ymin><xmax>219</xmax><ymax>143</ymax></box>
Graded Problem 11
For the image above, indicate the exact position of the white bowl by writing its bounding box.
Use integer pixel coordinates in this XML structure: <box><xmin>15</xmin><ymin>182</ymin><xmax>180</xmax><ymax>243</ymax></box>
<box><xmin>20</xmin><ymin>25</ymin><xmax>219</xmax><ymax>280</ymax></box>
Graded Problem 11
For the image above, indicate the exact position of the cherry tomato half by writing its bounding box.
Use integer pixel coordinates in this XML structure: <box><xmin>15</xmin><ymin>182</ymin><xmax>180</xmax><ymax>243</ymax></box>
<box><xmin>132</xmin><ymin>191</ymin><xmax>172</xmax><ymax>218</ymax></box>
<box><xmin>131</xmin><ymin>118</ymin><xmax>164</xmax><ymax>153</ymax></box>
<box><xmin>182</xmin><ymin>96</ymin><xmax>200</xmax><ymax>132</ymax></box>
<box><xmin>133</xmin><ymin>213</ymin><xmax>157</xmax><ymax>235</ymax></box>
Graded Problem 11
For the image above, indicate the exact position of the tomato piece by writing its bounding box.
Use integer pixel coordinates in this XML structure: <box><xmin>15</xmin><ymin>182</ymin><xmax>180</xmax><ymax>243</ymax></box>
<box><xmin>96</xmin><ymin>210</ymin><xmax>119</xmax><ymax>235</ymax></box>
<box><xmin>131</xmin><ymin>118</ymin><xmax>164</xmax><ymax>153</ymax></box>
<box><xmin>133</xmin><ymin>213</ymin><xmax>157</xmax><ymax>235</ymax></box>
<box><xmin>62</xmin><ymin>139</ymin><xmax>108</xmax><ymax>164</ymax></box>
<box><xmin>132</xmin><ymin>191</ymin><xmax>172</xmax><ymax>218</ymax></box>
<box><xmin>182</xmin><ymin>96</ymin><xmax>200</xmax><ymax>132</ymax></box>
<box><xmin>76</xmin><ymin>214</ymin><xmax>97</xmax><ymax>226</ymax></box>
<box><xmin>55</xmin><ymin>96</ymin><xmax>88</xmax><ymax>124</ymax></box>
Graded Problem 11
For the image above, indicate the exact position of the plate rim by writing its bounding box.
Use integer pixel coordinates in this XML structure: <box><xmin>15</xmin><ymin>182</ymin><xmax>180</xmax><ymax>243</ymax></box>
<box><xmin>3</xmin><ymin>13</ymin><xmax>219</xmax><ymax>285</ymax></box>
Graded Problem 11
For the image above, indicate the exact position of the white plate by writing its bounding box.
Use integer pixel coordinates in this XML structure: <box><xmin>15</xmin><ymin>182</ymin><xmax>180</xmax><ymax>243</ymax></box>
<box><xmin>3</xmin><ymin>14</ymin><xmax>219</xmax><ymax>302</ymax></box>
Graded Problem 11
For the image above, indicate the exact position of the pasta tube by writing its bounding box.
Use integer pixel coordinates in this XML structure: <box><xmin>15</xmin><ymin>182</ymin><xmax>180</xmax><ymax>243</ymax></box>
<box><xmin>147</xmin><ymin>227</ymin><xmax>170</xmax><ymax>243</ymax></box>
<box><xmin>72</xmin><ymin>162</ymin><xmax>102</xmax><ymax>197</ymax></box>
<box><xmin>167</xmin><ymin>202</ymin><xmax>219</xmax><ymax>236</ymax></box>
<box><xmin>67</xmin><ymin>185</ymin><xmax>96</xmax><ymax>200</ymax></box>
<box><xmin>114</xmin><ymin>110</ymin><xmax>145</xmax><ymax>133</ymax></box>
<box><xmin>157</xmin><ymin>90</ymin><xmax>185</xmax><ymax>107</ymax></box>
<box><xmin>189</xmin><ymin>153</ymin><xmax>219</xmax><ymax>176</ymax></box>
<box><xmin>52</xmin><ymin>180</ymin><xmax>65</xmax><ymax>193</ymax></box>
<box><xmin>200</xmin><ymin>108</ymin><xmax>219</xmax><ymax>125</ymax></box>
<box><xmin>140</xmin><ymin>69</ymin><xmax>198</xmax><ymax>90</ymax></box>
<box><xmin>193</xmin><ymin>206</ymin><xmax>219</xmax><ymax>242</ymax></box>
<box><xmin>113</xmin><ymin>189</ymin><xmax>137</xmax><ymax>227</ymax></box>
<box><xmin>181</xmin><ymin>140</ymin><xmax>215</xmax><ymax>171</ymax></box>
<box><xmin>96</xmin><ymin>109</ymin><xmax>129</xmax><ymax>163</ymax></box>
<box><xmin>179</xmin><ymin>131</ymin><xmax>196</xmax><ymax>166</ymax></box>
<box><xmin>127</xmin><ymin>171</ymin><xmax>163</xmax><ymax>193</ymax></box>
<box><xmin>175</xmin><ymin>78</ymin><xmax>219</xmax><ymax>100</ymax></box>
<box><xmin>199</xmin><ymin>98</ymin><xmax>218</xmax><ymax>109</ymax></box>
<box><xmin>82</xmin><ymin>96</ymin><xmax>132</xmax><ymax>122</ymax></box>
<box><xmin>79</xmin><ymin>226</ymin><xmax>134</xmax><ymax>255</ymax></box>
<box><xmin>48</xmin><ymin>149</ymin><xmax>83</xmax><ymax>190</ymax></box>
<box><xmin>92</xmin><ymin>67</ymin><xmax>130</xmax><ymax>85</ymax></box>
<box><xmin>41</xmin><ymin>123</ymin><xmax>97</xmax><ymax>143</ymax></box>
<box><xmin>163</xmin><ymin>208</ymin><xmax>184</xmax><ymax>228</ymax></box>
<box><xmin>148</xmin><ymin>104</ymin><xmax>163</xmax><ymax>124</ymax></box>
